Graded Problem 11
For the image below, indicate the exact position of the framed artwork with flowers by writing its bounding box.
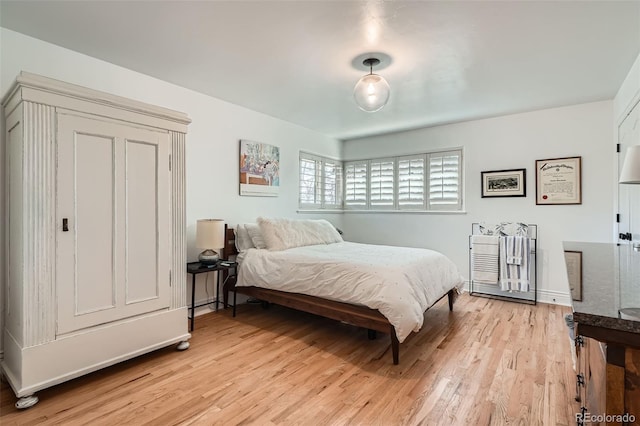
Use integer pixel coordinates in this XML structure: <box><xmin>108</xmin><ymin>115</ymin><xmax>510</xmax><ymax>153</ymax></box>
<box><xmin>239</xmin><ymin>140</ymin><xmax>280</xmax><ymax>197</ymax></box>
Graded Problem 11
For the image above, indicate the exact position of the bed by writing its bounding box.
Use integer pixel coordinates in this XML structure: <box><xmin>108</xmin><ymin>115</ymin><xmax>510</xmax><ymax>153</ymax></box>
<box><xmin>222</xmin><ymin>218</ymin><xmax>463</xmax><ymax>365</ymax></box>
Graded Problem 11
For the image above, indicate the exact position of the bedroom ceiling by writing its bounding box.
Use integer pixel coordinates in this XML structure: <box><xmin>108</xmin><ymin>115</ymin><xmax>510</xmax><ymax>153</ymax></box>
<box><xmin>1</xmin><ymin>1</ymin><xmax>639</xmax><ymax>140</ymax></box>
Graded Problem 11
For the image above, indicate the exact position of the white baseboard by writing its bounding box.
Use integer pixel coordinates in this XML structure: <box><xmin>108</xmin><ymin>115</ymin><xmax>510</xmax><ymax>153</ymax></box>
<box><xmin>462</xmin><ymin>281</ymin><xmax>571</xmax><ymax>306</ymax></box>
<box><xmin>192</xmin><ymin>293</ymin><xmax>250</xmax><ymax>317</ymax></box>
<box><xmin>536</xmin><ymin>289</ymin><xmax>572</xmax><ymax>306</ymax></box>
<box><xmin>194</xmin><ymin>306</ymin><xmax>215</xmax><ymax>316</ymax></box>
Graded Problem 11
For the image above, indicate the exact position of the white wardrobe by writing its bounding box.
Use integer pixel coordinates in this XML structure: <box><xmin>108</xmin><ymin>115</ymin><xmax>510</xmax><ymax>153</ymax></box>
<box><xmin>2</xmin><ymin>72</ymin><xmax>190</xmax><ymax>406</ymax></box>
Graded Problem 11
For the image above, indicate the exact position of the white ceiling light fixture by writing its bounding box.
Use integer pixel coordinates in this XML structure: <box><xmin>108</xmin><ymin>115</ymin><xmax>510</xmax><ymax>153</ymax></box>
<box><xmin>353</xmin><ymin>57</ymin><xmax>390</xmax><ymax>113</ymax></box>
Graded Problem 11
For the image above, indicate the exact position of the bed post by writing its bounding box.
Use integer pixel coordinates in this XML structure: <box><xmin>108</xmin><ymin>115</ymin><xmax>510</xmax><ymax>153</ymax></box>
<box><xmin>390</xmin><ymin>327</ymin><xmax>399</xmax><ymax>365</ymax></box>
<box><xmin>222</xmin><ymin>225</ymin><xmax>238</xmax><ymax>309</ymax></box>
<box><xmin>448</xmin><ymin>289</ymin><xmax>455</xmax><ymax>311</ymax></box>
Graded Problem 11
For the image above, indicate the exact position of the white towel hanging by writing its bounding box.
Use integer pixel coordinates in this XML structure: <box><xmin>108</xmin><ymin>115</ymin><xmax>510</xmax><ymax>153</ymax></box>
<box><xmin>471</xmin><ymin>235</ymin><xmax>500</xmax><ymax>285</ymax></box>
<box><xmin>499</xmin><ymin>236</ymin><xmax>531</xmax><ymax>292</ymax></box>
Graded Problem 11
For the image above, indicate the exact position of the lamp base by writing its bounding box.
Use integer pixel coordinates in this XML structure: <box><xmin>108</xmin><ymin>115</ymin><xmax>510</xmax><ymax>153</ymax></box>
<box><xmin>198</xmin><ymin>249</ymin><xmax>220</xmax><ymax>265</ymax></box>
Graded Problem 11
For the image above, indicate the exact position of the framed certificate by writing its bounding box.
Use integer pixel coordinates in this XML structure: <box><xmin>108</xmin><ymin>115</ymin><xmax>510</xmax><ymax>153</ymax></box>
<box><xmin>535</xmin><ymin>156</ymin><xmax>582</xmax><ymax>205</ymax></box>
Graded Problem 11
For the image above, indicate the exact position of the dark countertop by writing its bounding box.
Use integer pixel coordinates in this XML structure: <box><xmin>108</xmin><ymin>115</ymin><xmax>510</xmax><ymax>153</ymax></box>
<box><xmin>563</xmin><ymin>241</ymin><xmax>640</xmax><ymax>336</ymax></box>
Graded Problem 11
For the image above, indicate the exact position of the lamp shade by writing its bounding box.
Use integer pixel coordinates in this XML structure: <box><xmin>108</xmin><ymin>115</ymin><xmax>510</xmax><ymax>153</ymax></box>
<box><xmin>353</xmin><ymin>73</ymin><xmax>390</xmax><ymax>113</ymax></box>
<box><xmin>196</xmin><ymin>219</ymin><xmax>225</xmax><ymax>249</ymax></box>
<box><xmin>619</xmin><ymin>145</ymin><xmax>640</xmax><ymax>184</ymax></box>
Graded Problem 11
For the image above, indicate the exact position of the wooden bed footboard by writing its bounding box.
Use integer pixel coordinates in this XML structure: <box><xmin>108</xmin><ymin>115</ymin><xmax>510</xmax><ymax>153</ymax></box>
<box><xmin>220</xmin><ymin>226</ymin><xmax>457</xmax><ymax>365</ymax></box>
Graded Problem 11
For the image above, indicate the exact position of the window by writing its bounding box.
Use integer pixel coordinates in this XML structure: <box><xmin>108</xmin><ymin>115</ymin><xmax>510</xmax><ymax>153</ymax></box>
<box><xmin>299</xmin><ymin>156</ymin><xmax>320</xmax><ymax>207</ymax></box>
<box><xmin>344</xmin><ymin>161</ymin><xmax>367</xmax><ymax>208</ymax></box>
<box><xmin>398</xmin><ymin>155</ymin><xmax>425</xmax><ymax>209</ymax></box>
<box><xmin>370</xmin><ymin>159</ymin><xmax>395</xmax><ymax>208</ymax></box>
<box><xmin>428</xmin><ymin>150</ymin><xmax>462</xmax><ymax>210</ymax></box>
<box><xmin>323</xmin><ymin>160</ymin><xmax>342</xmax><ymax>208</ymax></box>
<box><xmin>299</xmin><ymin>149</ymin><xmax>463</xmax><ymax>212</ymax></box>
<box><xmin>299</xmin><ymin>152</ymin><xmax>342</xmax><ymax>209</ymax></box>
<box><xmin>343</xmin><ymin>149</ymin><xmax>463</xmax><ymax>212</ymax></box>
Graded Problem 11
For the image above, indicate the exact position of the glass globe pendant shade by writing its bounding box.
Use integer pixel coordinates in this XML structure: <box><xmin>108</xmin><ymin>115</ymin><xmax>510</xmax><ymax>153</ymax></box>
<box><xmin>353</xmin><ymin>73</ymin><xmax>390</xmax><ymax>112</ymax></box>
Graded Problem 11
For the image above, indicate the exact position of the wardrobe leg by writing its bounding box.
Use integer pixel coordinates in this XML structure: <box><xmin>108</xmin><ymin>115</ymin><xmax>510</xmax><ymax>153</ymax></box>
<box><xmin>15</xmin><ymin>395</ymin><xmax>39</xmax><ymax>409</ymax></box>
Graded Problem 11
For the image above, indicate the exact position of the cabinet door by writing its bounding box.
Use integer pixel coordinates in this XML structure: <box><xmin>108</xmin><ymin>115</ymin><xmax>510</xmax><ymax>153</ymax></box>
<box><xmin>585</xmin><ymin>338</ymin><xmax>607</xmax><ymax>420</ymax></box>
<box><xmin>56</xmin><ymin>112</ymin><xmax>170</xmax><ymax>335</ymax></box>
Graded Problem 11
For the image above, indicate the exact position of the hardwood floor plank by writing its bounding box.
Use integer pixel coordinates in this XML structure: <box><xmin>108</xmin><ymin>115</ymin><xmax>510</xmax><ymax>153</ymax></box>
<box><xmin>0</xmin><ymin>294</ymin><xmax>578</xmax><ymax>425</ymax></box>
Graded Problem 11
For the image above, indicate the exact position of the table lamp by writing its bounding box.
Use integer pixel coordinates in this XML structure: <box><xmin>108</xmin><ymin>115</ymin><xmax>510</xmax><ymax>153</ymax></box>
<box><xmin>196</xmin><ymin>219</ymin><xmax>225</xmax><ymax>265</ymax></box>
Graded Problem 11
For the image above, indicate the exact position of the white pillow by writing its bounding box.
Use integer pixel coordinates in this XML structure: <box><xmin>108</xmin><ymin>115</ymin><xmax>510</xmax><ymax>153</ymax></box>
<box><xmin>257</xmin><ymin>217</ymin><xmax>343</xmax><ymax>251</ymax></box>
<box><xmin>234</xmin><ymin>224</ymin><xmax>255</xmax><ymax>252</ymax></box>
<box><xmin>244</xmin><ymin>223</ymin><xmax>267</xmax><ymax>249</ymax></box>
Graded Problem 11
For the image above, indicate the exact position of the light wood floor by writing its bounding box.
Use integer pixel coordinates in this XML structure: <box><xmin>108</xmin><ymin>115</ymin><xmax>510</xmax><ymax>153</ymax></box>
<box><xmin>0</xmin><ymin>294</ymin><xmax>578</xmax><ymax>425</ymax></box>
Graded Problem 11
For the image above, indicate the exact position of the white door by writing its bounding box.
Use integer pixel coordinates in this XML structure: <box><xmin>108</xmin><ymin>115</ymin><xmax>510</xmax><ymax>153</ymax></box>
<box><xmin>618</xmin><ymin>100</ymin><xmax>640</xmax><ymax>243</ymax></box>
<box><xmin>56</xmin><ymin>112</ymin><xmax>170</xmax><ymax>335</ymax></box>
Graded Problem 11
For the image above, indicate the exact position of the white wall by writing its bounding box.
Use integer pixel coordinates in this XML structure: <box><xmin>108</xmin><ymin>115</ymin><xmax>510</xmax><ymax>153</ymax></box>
<box><xmin>342</xmin><ymin>101</ymin><xmax>614</xmax><ymax>305</ymax></box>
<box><xmin>614</xmin><ymin>53</ymin><xmax>640</xmax><ymax>121</ymax></box>
<box><xmin>0</xmin><ymin>28</ymin><xmax>343</xmax><ymax>349</ymax></box>
<box><xmin>0</xmin><ymin>53</ymin><xmax>4</xmax><ymax>360</ymax></box>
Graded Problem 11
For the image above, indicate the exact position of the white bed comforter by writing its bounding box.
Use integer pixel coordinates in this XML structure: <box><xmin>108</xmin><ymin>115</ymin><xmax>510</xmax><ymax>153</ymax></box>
<box><xmin>236</xmin><ymin>241</ymin><xmax>463</xmax><ymax>342</ymax></box>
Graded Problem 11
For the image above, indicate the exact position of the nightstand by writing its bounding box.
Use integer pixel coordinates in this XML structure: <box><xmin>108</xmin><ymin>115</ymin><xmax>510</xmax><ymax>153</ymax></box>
<box><xmin>186</xmin><ymin>261</ymin><xmax>237</xmax><ymax>331</ymax></box>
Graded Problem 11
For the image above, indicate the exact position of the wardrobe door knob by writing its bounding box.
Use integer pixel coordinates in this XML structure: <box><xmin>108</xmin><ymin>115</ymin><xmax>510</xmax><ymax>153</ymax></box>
<box><xmin>62</xmin><ymin>218</ymin><xmax>69</xmax><ymax>232</ymax></box>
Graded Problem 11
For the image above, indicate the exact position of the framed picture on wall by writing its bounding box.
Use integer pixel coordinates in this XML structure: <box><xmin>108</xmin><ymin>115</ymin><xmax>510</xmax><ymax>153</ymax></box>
<box><xmin>239</xmin><ymin>140</ymin><xmax>280</xmax><ymax>197</ymax></box>
<box><xmin>564</xmin><ymin>250</ymin><xmax>582</xmax><ymax>301</ymax></box>
<box><xmin>481</xmin><ymin>169</ymin><xmax>526</xmax><ymax>197</ymax></box>
<box><xmin>535</xmin><ymin>156</ymin><xmax>582</xmax><ymax>205</ymax></box>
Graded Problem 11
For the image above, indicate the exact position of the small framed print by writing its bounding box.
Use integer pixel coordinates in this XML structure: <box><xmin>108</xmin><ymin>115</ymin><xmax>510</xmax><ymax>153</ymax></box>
<box><xmin>564</xmin><ymin>250</ymin><xmax>582</xmax><ymax>301</ymax></box>
<box><xmin>481</xmin><ymin>169</ymin><xmax>526</xmax><ymax>198</ymax></box>
<box><xmin>536</xmin><ymin>156</ymin><xmax>582</xmax><ymax>205</ymax></box>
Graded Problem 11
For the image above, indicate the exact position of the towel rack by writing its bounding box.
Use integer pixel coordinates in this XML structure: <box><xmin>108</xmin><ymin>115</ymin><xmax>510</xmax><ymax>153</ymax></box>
<box><xmin>468</xmin><ymin>222</ymin><xmax>538</xmax><ymax>305</ymax></box>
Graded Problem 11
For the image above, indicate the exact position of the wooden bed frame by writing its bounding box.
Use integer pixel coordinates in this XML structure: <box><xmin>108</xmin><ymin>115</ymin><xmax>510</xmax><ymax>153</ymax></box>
<box><xmin>221</xmin><ymin>227</ymin><xmax>456</xmax><ymax>365</ymax></box>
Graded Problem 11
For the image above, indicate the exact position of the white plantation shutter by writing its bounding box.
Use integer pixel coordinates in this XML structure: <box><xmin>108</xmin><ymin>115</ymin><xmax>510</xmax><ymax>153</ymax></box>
<box><xmin>299</xmin><ymin>154</ymin><xmax>321</xmax><ymax>208</ymax></box>
<box><xmin>370</xmin><ymin>159</ymin><xmax>395</xmax><ymax>208</ymax></box>
<box><xmin>428</xmin><ymin>150</ymin><xmax>462</xmax><ymax>210</ymax></box>
<box><xmin>299</xmin><ymin>152</ymin><xmax>343</xmax><ymax>209</ymax></box>
<box><xmin>300</xmin><ymin>149</ymin><xmax>462</xmax><ymax>212</ymax></box>
<box><xmin>398</xmin><ymin>155</ymin><xmax>426</xmax><ymax>209</ymax></box>
<box><xmin>344</xmin><ymin>161</ymin><xmax>368</xmax><ymax>208</ymax></box>
<box><xmin>323</xmin><ymin>160</ymin><xmax>343</xmax><ymax>208</ymax></box>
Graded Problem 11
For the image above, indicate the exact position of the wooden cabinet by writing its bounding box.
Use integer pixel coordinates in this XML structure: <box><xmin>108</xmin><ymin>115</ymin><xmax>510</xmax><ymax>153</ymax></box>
<box><xmin>2</xmin><ymin>72</ymin><xmax>191</xmax><ymax>407</ymax></box>
<box><xmin>564</xmin><ymin>242</ymin><xmax>640</xmax><ymax>425</ymax></box>
<box><xmin>575</xmin><ymin>329</ymin><xmax>640</xmax><ymax>425</ymax></box>
<box><xmin>576</xmin><ymin>336</ymin><xmax>607</xmax><ymax>422</ymax></box>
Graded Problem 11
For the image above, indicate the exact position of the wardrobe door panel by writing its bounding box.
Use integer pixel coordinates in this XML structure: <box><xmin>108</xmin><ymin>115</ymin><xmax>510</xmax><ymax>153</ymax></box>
<box><xmin>125</xmin><ymin>137</ymin><xmax>169</xmax><ymax>305</ymax></box>
<box><xmin>57</xmin><ymin>113</ymin><xmax>170</xmax><ymax>335</ymax></box>
<box><xmin>75</xmin><ymin>133</ymin><xmax>117</xmax><ymax>314</ymax></box>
